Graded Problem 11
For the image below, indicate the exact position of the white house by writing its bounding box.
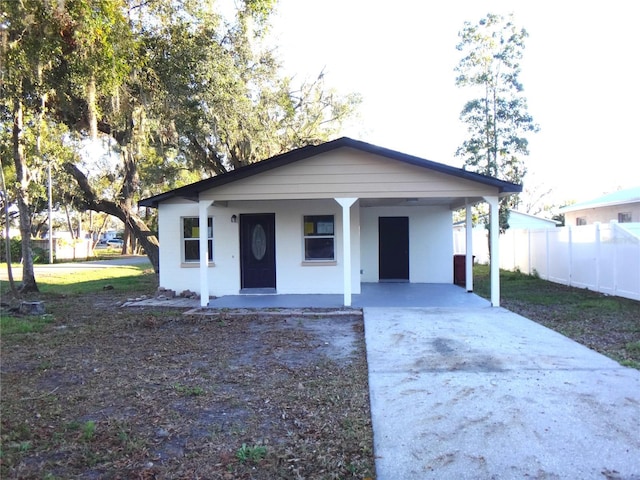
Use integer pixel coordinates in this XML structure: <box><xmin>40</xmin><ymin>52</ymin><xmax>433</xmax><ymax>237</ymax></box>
<box><xmin>139</xmin><ymin>138</ymin><xmax>522</xmax><ymax>307</ymax></box>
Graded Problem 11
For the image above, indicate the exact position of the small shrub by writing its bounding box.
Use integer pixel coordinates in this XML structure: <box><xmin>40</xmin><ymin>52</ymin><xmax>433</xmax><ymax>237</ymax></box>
<box><xmin>236</xmin><ymin>443</ymin><xmax>267</xmax><ymax>463</ymax></box>
<box><xmin>0</xmin><ymin>237</ymin><xmax>22</xmax><ymax>263</ymax></box>
<box><xmin>82</xmin><ymin>421</ymin><xmax>96</xmax><ymax>441</ymax></box>
<box><xmin>626</xmin><ymin>341</ymin><xmax>640</xmax><ymax>354</ymax></box>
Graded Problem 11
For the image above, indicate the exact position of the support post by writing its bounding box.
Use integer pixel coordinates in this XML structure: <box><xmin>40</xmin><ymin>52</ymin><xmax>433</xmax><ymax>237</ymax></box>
<box><xmin>465</xmin><ymin>202</ymin><xmax>473</xmax><ymax>292</ymax></box>
<box><xmin>335</xmin><ymin>198</ymin><xmax>358</xmax><ymax>307</ymax></box>
<box><xmin>199</xmin><ymin>200</ymin><xmax>214</xmax><ymax>307</ymax></box>
<box><xmin>484</xmin><ymin>196</ymin><xmax>500</xmax><ymax>307</ymax></box>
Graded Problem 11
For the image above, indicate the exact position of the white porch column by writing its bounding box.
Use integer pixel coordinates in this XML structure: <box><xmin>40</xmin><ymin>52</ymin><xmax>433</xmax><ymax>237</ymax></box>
<box><xmin>335</xmin><ymin>198</ymin><xmax>358</xmax><ymax>307</ymax></box>
<box><xmin>484</xmin><ymin>196</ymin><xmax>500</xmax><ymax>307</ymax></box>
<box><xmin>465</xmin><ymin>202</ymin><xmax>474</xmax><ymax>292</ymax></box>
<box><xmin>199</xmin><ymin>199</ymin><xmax>214</xmax><ymax>307</ymax></box>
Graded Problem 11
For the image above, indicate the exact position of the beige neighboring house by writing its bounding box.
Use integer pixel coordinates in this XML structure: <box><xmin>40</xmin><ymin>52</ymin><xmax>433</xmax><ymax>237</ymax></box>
<box><xmin>560</xmin><ymin>186</ymin><xmax>640</xmax><ymax>226</ymax></box>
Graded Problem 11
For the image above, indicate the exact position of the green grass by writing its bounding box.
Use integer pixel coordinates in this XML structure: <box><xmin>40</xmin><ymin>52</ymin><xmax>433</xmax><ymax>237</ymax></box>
<box><xmin>0</xmin><ymin>263</ymin><xmax>156</xmax><ymax>296</ymax></box>
<box><xmin>473</xmin><ymin>264</ymin><xmax>635</xmax><ymax>310</ymax></box>
<box><xmin>473</xmin><ymin>264</ymin><xmax>574</xmax><ymax>304</ymax></box>
<box><xmin>0</xmin><ymin>314</ymin><xmax>54</xmax><ymax>334</ymax></box>
<box><xmin>37</xmin><ymin>266</ymin><xmax>155</xmax><ymax>295</ymax></box>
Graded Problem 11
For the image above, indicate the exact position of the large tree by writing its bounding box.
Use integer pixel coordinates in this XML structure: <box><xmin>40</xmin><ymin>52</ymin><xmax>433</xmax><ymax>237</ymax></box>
<box><xmin>455</xmin><ymin>13</ymin><xmax>539</xmax><ymax>231</ymax></box>
<box><xmin>2</xmin><ymin>0</ymin><xmax>359</xmax><ymax>275</ymax></box>
<box><xmin>1</xmin><ymin>0</ymin><xmax>65</xmax><ymax>292</ymax></box>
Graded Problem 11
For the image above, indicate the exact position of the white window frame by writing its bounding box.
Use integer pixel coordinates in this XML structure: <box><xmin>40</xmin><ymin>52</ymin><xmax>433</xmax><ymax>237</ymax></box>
<box><xmin>181</xmin><ymin>216</ymin><xmax>214</xmax><ymax>264</ymax></box>
<box><xmin>302</xmin><ymin>215</ymin><xmax>336</xmax><ymax>263</ymax></box>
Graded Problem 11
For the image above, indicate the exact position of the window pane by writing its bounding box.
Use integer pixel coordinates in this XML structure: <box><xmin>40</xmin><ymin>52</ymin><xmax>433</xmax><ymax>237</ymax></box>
<box><xmin>305</xmin><ymin>238</ymin><xmax>334</xmax><ymax>260</ymax></box>
<box><xmin>184</xmin><ymin>240</ymin><xmax>199</xmax><ymax>261</ymax></box>
<box><xmin>304</xmin><ymin>215</ymin><xmax>334</xmax><ymax>236</ymax></box>
<box><xmin>184</xmin><ymin>217</ymin><xmax>198</xmax><ymax>239</ymax></box>
<box><xmin>184</xmin><ymin>240</ymin><xmax>213</xmax><ymax>262</ymax></box>
<box><xmin>183</xmin><ymin>217</ymin><xmax>213</xmax><ymax>262</ymax></box>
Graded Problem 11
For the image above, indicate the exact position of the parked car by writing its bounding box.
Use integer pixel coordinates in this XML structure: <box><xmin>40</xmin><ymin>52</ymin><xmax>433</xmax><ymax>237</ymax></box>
<box><xmin>95</xmin><ymin>240</ymin><xmax>108</xmax><ymax>249</ymax></box>
<box><xmin>106</xmin><ymin>238</ymin><xmax>124</xmax><ymax>248</ymax></box>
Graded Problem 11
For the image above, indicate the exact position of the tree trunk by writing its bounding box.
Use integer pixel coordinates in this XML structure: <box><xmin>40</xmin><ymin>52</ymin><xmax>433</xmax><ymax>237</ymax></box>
<box><xmin>1</xmin><ymin>163</ymin><xmax>18</xmax><ymax>298</ymax></box>
<box><xmin>87</xmin><ymin>75</ymin><xmax>98</xmax><ymax>140</ymax></box>
<box><xmin>63</xmin><ymin>163</ymin><xmax>160</xmax><ymax>273</ymax></box>
<box><xmin>13</xmin><ymin>96</ymin><xmax>39</xmax><ymax>292</ymax></box>
<box><xmin>64</xmin><ymin>204</ymin><xmax>76</xmax><ymax>240</ymax></box>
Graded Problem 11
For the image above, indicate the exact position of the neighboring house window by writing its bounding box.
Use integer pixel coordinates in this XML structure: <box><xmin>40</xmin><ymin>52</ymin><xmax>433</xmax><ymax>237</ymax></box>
<box><xmin>303</xmin><ymin>215</ymin><xmax>335</xmax><ymax>260</ymax></box>
<box><xmin>182</xmin><ymin>217</ymin><xmax>213</xmax><ymax>262</ymax></box>
<box><xmin>618</xmin><ymin>212</ymin><xmax>632</xmax><ymax>223</ymax></box>
<box><xmin>576</xmin><ymin>217</ymin><xmax>587</xmax><ymax>226</ymax></box>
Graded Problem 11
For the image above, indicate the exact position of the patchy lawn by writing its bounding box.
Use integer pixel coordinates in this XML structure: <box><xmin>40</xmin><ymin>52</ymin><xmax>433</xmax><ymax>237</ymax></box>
<box><xmin>1</xmin><ymin>286</ymin><xmax>374</xmax><ymax>479</ymax></box>
<box><xmin>473</xmin><ymin>264</ymin><xmax>640</xmax><ymax>369</ymax></box>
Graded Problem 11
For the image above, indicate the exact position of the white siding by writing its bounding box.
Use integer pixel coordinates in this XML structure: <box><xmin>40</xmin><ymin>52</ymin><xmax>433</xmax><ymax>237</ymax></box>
<box><xmin>360</xmin><ymin>206</ymin><xmax>454</xmax><ymax>283</ymax></box>
<box><xmin>158</xmin><ymin>199</ymin><xmax>360</xmax><ymax>297</ymax></box>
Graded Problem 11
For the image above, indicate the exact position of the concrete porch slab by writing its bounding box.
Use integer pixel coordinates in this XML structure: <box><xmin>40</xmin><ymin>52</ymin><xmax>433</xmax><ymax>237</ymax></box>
<box><xmin>204</xmin><ymin>283</ymin><xmax>489</xmax><ymax>309</ymax></box>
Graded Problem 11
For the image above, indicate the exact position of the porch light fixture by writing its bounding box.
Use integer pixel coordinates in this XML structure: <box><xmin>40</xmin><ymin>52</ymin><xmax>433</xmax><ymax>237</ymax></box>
<box><xmin>231</xmin><ymin>215</ymin><xmax>237</xmax><ymax>223</ymax></box>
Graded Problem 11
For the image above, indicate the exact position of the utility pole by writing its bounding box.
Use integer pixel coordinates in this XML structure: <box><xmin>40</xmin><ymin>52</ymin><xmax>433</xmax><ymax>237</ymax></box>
<box><xmin>48</xmin><ymin>161</ymin><xmax>53</xmax><ymax>263</ymax></box>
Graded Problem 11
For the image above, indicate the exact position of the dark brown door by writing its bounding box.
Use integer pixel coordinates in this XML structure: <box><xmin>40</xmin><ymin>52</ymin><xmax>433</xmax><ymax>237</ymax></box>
<box><xmin>240</xmin><ymin>213</ymin><xmax>276</xmax><ymax>290</ymax></box>
<box><xmin>379</xmin><ymin>216</ymin><xmax>409</xmax><ymax>282</ymax></box>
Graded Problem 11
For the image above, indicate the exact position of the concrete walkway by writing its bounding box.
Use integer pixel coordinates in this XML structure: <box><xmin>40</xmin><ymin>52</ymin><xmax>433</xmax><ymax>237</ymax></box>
<box><xmin>364</xmin><ymin>307</ymin><xmax>640</xmax><ymax>479</ymax></box>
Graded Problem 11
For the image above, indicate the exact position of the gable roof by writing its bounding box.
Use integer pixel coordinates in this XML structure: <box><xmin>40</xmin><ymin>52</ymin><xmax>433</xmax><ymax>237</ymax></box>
<box><xmin>560</xmin><ymin>186</ymin><xmax>640</xmax><ymax>213</ymax></box>
<box><xmin>139</xmin><ymin>137</ymin><xmax>522</xmax><ymax>208</ymax></box>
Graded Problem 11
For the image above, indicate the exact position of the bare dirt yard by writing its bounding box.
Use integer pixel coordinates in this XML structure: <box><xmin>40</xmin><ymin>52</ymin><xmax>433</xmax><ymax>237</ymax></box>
<box><xmin>1</xmin><ymin>291</ymin><xmax>375</xmax><ymax>479</ymax></box>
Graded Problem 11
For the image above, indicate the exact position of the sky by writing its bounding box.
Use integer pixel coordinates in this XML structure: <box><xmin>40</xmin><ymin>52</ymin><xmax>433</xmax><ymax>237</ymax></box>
<box><xmin>264</xmin><ymin>0</ymin><xmax>640</xmax><ymax>213</ymax></box>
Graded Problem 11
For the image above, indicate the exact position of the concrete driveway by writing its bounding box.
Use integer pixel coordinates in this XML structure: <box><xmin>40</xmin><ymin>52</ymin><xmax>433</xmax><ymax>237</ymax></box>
<box><xmin>364</xmin><ymin>307</ymin><xmax>640</xmax><ymax>479</ymax></box>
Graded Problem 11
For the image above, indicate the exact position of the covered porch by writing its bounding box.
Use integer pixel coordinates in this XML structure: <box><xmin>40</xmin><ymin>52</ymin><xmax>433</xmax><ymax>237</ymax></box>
<box><xmin>205</xmin><ymin>283</ymin><xmax>490</xmax><ymax>309</ymax></box>
<box><xmin>139</xmin><ymin>138</ymin><xmax>521</xmax><ymax>309</ymax></box>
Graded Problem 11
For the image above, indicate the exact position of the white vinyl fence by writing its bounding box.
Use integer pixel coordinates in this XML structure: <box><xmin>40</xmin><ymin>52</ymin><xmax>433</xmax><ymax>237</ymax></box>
<box><xmin>454</xmin><ymin>222</ymin><xmax>640</xmax><ymax>301</ymax></box>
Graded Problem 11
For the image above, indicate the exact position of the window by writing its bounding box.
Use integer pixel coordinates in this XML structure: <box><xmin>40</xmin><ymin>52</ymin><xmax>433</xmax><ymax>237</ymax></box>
<box><xmin>576</xmin><ymin>217</ymin><xmax>587</xmax><ymax>226</ymax></box>
<box><xmin>303</xmin><ymin>215</ymin><xmax>335</xmax><ymax>261</ymax></box>
<box><xmin>618</xmin><ymin>212</ymin><xmax>632</xmax><ymax>223</ymax></box>
<box><xmin>182</xmin><ymin>217</ymin><xmax>213</xmax><ymax>263</ymax></box>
